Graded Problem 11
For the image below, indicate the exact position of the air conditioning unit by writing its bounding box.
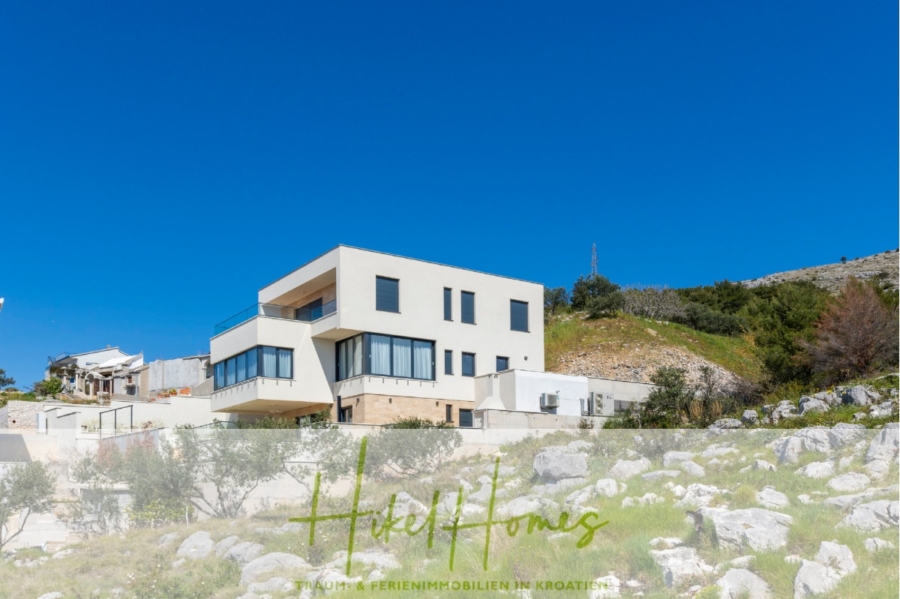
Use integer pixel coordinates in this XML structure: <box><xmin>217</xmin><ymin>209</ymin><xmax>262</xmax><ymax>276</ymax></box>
<box><xmin>540</xmin><ymin>393</ymin><xmax>560</xmax><ymax>409</ymax></box>
<box><xmin>592</xmin><ymin>392</ymin><xmax>612</xmax><ymax>415</ymax></box>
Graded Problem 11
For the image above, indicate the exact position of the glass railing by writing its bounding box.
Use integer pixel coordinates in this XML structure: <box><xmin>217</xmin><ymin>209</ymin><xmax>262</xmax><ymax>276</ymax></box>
<box><xmin>214</xmin><ymin>300</ymin><xmax>337</xmax><ymax>335</ymax></box>
<box><xmin>295</xmin><ymin>299</ymin><xmax>336</xmax><ymax>322</ymax></box>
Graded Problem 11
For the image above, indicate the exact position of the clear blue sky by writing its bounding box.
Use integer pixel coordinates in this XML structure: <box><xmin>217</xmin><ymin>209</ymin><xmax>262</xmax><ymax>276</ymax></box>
<box><xmin>1</xmin><ymin>1</ymin><xmax>896</xmax><ymax>386</ymax></box>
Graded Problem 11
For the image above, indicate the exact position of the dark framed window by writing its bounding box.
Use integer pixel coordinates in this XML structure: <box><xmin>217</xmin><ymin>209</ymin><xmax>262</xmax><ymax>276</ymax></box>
<box><xmin>443</xmin><ymin>287</ymin><xmax>452</xmax><ymax>321</ymax></box>
<box><xmin>461</xmin><ymin>291</ymin><xmax>475</xmax><ymax>324</ymax></box>
<box><xmin>336</xmin><ymin>333</ymin><xmax>435</xmax><ymax>381</ymax></box>
<box><xmin>341</xmin><ymin>406</ymin><xmax>353</xmax><ymax>423</ymax></box>
<box><xmin>459</xmin><ymin>409</ymin><xmax>473</xmax><ymax>428</ymax></box>
<box><xmin>376</xmin><ymin>276</ymin><xmax>400</xmax><ymax>313</ymax></box>
<box><xmin>444</xmin><ymin>350</ymin><xmax>453</xmax><ymax>375</ymax></box>
<box><xmin>510</xmin><ymin>300</ymin><xmax>529</xmax><ymax>332</ymax></box>
<box><xmin>213</xmin><ymin>345</ymin><xmax>293</xmax><ymax>391</ymax></box>
<box><xmin>496</xmin><ymin>356</ymin><xmax>509</xmax><ymax>372</ymax></box>
<box><xmin>461</xmin><ymin>352</ymin><xmax>476</xmax><ymax>377</ymax></box>
<box><xmin>445</xmin><ymin>404</ymin><xmax>453</xmax><ymax>422</ymax></box>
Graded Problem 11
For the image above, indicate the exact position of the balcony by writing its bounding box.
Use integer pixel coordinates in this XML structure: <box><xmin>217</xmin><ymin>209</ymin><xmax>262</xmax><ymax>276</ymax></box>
<box><xmin>213</xmin><ymin>300</ymin><xmax>336</xmax><ymax>336</ymax></box>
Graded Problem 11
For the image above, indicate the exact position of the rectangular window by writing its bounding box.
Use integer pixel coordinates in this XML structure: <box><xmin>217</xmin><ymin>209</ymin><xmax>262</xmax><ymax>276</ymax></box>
<box><xmin>337</xmin><ymin>333</ymin><xmax>435</xmax><ymax>381</ymax></box>
<box><xmin>462</xmin><ymin>352</ymin><xmax>475</xmax><ymax>377</ymax></box>
<box><xmin>461</xmin><ymin>291</ymin><xmax>475</xmax><ymax>324</ymax></box>
<box><xmin>246</xmin><ymin>348</ymin><xmax>258</xmax><ymax>379</ymax></box>
<box><xmin>236</xmin><ymin>352</ymin><xmax>247</xmax><ymax>382</ymax></box>
<box><xmin>392</xmin><ymin>337</ymin><xmax>412</xmax><ymax>378</ymax></box>
<box><xmin>444</xmin><ymin>350</ymin><xmax>453</xmax><ymax>375</ymax></box>
<box><xmin>341</xmin><ymin>406</ymin><xmax>353</xmax><ymax>424</ymax></box>
<box><xmin>443</xmin><ymin>287</ymin><xmax>452</xmax><ymax>321</ymax></box>
<box><xmin>376</xmin><ymin>276</ymin><xmax>400</xmax><ymax>313</ymax></box>
<box><xmin>413</xmin><ymin>340</ymin><xmax>433</xmax><ymax>380</ymax></box>
<box><xmin>369</xmin><ymin>334</ymin><xmax>392</xmax><ymax>376</ymax></box>
<box><xmin>510</xmin><ymin>300</ymin><xmax>529</xmax><ymax>332</ymax></box>
<box><xmin>226</xmin><ymin>357</ymin><xmax>236</xmax><ymax>386</ymax></box>
<box><xmin>445</xmin><ymin>404</ymin><xmax>453</xmax><ymax>422</ymax></box>
<box><xmin>277</xmin><ymin>349</ymin><xmax>292</xmax><ymax>378</ymax></box>
<box><xmin>496</xmin><ymin>356</ymin><xmax>509</xmax><ymax>372</ymax></box>
<box><xmin>459</xmin><ymin>409</ymin><xmax>473</xmax><ymax>428</ymax></box>
<box><xmin>262</xmin><ymin>347</ymin><xmax>278</xmax><ymax>378</ymax></box>
<box><xmin>214</xmin><ymin>362</ymin><xmax>225</xmax><ymax>389</ymax></box>
<box><xmin>213</xmin><ymin>345</ymin><xmax>293</xmax><ymax>390</ymax></box>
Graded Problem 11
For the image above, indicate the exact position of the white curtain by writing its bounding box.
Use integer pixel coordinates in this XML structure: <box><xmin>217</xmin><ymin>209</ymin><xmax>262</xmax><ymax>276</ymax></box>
<box><xmin>277</xmin><ymin>349</ymin><xmax>292</xmax><ymax>378</ymax></box>
<box><xmin>370</xmin><ymin>335</ymin><xmax>391</xmax><ymax>375</ymax></box>
<box><xmin>262</xmin><ymin>347</ymin><xmax>277</xmax><ymax>378</ymax></box>
<box><xmin>246</xmin><ymin>348</ymin><xmax>258</xmax><ymax>378</ymax></box>
<box><xmin>226</xmin><ymin>357</ymin><xmax>236</xmax><ymax>386</ymax></box>
<box><xmin>352</xmin><ymin>335</ymin><xmax>362</xmax><ymax>377</ymax></box>
<box><xmin>414</xmin><ymin>341</ymin><xmax>433</xmax><ymax>380</ymax></box>
<box><xmin>236</xmin><ymin>353</ymin><xmax>247</xmax><ymax>382</ymax></box>
<box><xmin>393</xmin><ymin>338</ymin><xmax>412</xmax><ymax>377</ymax></box>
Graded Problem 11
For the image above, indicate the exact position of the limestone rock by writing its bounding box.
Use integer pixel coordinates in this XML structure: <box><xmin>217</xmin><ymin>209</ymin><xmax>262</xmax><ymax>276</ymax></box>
<box><xmin>679</xmin><ymin>461</ymin><xmax>706</xmax><ymax>477</ymax></box>
<box><xmin>649</xmin><ymin>547</ymin><xmax>714</xmax><ymax>587</ymax></box>
<box><xmin>826</xmin><ymin>473</ymin><xmax>870</xmax><ymax>493</ymax></box>
<box><xmin>698</xmin><ymin>508</ymin><xmax>792</xmax><ymax>552</ymax></box>
<box><xmin>215</xmin><ymin>535</ymin><xmax>242</xmax><ymax>557</ymax></box>
<box><xmin>675</xmin><ymin>484</ymin><xmax>725</xmax><ymax>508</ymax></box>
<box><xmin>741</xmin><ymin>410</ymin><xmax>759</xmax><ymax>425</ymax></box>
<box><xmin>756</xmin><ymin>486</ymin><xmax>789</xmax><ymax>509</ymax></box>
<box><xmin>662</xmin><ymin>451</ymin><xmax>696</xmax><ymax>467</ymax></box>
<box><xmin>594</xmin><ymin>478</ymin><xmax>627</xmax><ymax>497</ymax></box>
<box><xmin>176</xmin><ymin>531</ymin><xmax>214</xmax><ymax>560</ymax></box>
<box><xmin>241</xmin><ymin>553</ymin><xmax>311</xmax><ymax>586</ymax></box>
<box><xmin>795</xmin><ymin>462</ymin><xmax>834</xmax><ymax>479</ymax></box>
<box><xmin>641</xmin><ymin>470</ymin><xmax>681</xmax><ymax>481</ymax></box>
<box><xmin>837</xmin><ymin>500</ymin><xmax>899</xmax><ymax>532</ymax></box>
<box><xmin>533</xmin><ymin>450</ymin><xmax>588</xmax><ymax>481</ymax></box>
<box><xmin>608</xmin><ymin>457</ymin><xmax>651</xmax><ymax>480</ymax></box>
<box><xmin>864</xmin><ymin>537</ymin><xmax>896</xmax><ymax>552</ymax></box>
<box><xmin>224</xmin><ymin>542</ymin><xmax>265</xmax><ymax>566</ymax></box>
<box><xmin>716</xmin><ymin>568</ymin><xmax>773</xmax><ymax>599</ymax></box>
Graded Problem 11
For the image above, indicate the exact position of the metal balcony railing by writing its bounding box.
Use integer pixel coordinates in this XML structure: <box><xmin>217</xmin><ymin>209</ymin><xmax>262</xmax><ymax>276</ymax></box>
<box><xmin>213</xmin><ymin>300</ymin><xmax>336</xmax><ymax>335</ymax></box>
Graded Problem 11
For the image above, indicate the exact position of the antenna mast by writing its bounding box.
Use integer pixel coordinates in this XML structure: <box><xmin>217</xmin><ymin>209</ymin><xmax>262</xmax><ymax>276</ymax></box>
<box><xmin>591</xmin><ymin>243</ymin><xmax>598</xmax><ymax>276</ymax></box>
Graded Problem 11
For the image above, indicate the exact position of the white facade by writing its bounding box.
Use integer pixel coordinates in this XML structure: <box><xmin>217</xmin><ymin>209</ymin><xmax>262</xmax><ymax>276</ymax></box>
<box><xmin>474</xmin><ymin>369</ymin><xmax>654</xmax><ymax>420</ymax></box>
<box><xmin>209</xmin><ymin>246</ymin><xmax>544</xmax><ymax>423</ymax></box>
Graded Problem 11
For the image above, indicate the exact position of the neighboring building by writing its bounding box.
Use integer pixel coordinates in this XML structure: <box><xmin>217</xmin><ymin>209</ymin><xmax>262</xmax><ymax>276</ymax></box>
<box><xmin>47</xmin><ymin>349</ymin><xmax>211</xmax><ymax>402</ymax></box>
<box><xmin>210</xmin><ymin>246</ymin><xmax>545</xmax><ymax>425</ymax></box>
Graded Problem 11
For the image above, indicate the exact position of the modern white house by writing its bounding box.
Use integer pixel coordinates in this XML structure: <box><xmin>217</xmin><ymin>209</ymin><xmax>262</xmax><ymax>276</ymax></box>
<box><xmin>209</xmin><ymin>246</ymin><xmax>544</xmax><ymax>426</ymax></box>
<box><xmin>209</xmin><ymin>245</ymin><xmax>652</xmax><ymax>427</ymax></box>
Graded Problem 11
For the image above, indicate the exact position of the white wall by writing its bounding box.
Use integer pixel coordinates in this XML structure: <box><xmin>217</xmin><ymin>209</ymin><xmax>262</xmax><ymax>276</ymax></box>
<box><xmin>334</xmin><ymin>246</ymin><xmax>544</xmax><ymax>403</ymax></box>
<box><xmin>211</xmin><ymin>245</ymin><xmax>545</xmax><ymax>412</ymax></box>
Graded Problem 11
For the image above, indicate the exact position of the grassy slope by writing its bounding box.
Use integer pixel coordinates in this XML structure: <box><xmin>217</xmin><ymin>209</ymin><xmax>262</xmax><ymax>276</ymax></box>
<box><xmin>545</xmin><ymin>313</ymin><xmax>762</xmax><ymax>382</ymax></box>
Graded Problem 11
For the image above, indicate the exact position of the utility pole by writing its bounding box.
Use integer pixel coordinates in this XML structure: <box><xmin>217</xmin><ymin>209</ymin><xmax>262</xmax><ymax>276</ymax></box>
<box><xmin>590</xmin><ymin>244</ymin><xmax>598</xmax><ymax>276</ymax></box>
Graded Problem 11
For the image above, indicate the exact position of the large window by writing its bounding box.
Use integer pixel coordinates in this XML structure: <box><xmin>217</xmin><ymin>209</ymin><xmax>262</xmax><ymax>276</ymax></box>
<box><xmin>461</xmin><ymin>352</ymin><xmax>476</xmax><ymax>377</ymax></box>
<box><xmin>376</xmin><ymin>276</ymin><xmax>400</xmax><ymax>313</ymax></box>
<box><xmin>510</xmin><ymin>300</ymin><xmax>529</xmax><ymax>332</ymax></box>
<box><xmin>213</xmin><ymin>345</ymin><xmax>292</xmax><ymax>390</ymax></box>
<box><xmin>461</xmin><ymin>291</ymin><xmax>475</xmax><ymax>324</ymax></box>
<box><xmin>443</xmin><ymin>288</ymin><xmax>452</xmax><ymax>321</ymax></box>
<box><xmin>336</xmin><ymin>333</ymin><xmax>435</xmax><ymax>381</ymax></box>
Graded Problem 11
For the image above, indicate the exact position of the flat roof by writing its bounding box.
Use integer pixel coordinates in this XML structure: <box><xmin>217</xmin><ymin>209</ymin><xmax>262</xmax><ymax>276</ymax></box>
<box><xmin>260</xmin><ymin>244</ymin><xmax>543</xmax><ymax>291</ymax></box>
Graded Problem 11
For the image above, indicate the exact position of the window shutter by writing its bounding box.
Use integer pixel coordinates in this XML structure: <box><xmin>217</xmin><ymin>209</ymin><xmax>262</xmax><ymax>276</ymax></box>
<box><xmin>376</xmin><ymin>277</ymin><xmax>400</xmax><ymax>312</ymax></box>
<box><xmin>510</xmin><ymin>300</ymin><xmax>528</xmax><ymax>332</ymax></box>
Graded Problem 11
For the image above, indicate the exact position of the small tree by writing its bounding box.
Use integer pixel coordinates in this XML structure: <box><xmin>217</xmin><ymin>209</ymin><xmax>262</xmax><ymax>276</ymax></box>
<box><xmin>544</xmin><ymin>287</ymin><xmax>570</xmax><ymax>315</ymax></box>
<box><xmin>33</xmin><ymin>377</ymin><xmax>63</xmax><ymax>398</ymax></box>
<box><xmin>0</xmin><ymin>461</ymin><xmax>56</xmax><ymax>551</ymax></box>
<box><xmin>571</xmin><ymin>274</ymin><xmax>624</xmax><ymax>318</ymax></box>
<box><xmin>639</xmin><ymin>366</ymin><xmax>695</xmax><ymax>428</ymax></box>
<box><xmin>802</xmin><ymin>278</ymin><xmax>900</xmax><ymax>382</ymax></box>
<box><xmin>364</xmin><ymin>418</ymin><xmax>462</xmax><ymax>479</ymax></box>
<box><xmin>0</xmin><ymin>368</ymin><xmax>15</xmax><ymax>389</ymax></box>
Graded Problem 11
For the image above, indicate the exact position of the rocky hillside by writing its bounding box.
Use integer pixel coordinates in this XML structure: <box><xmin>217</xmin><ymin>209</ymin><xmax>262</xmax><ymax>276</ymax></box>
<box><xmin>742</xmin><ymin>249</ymin><xmax>899</xmax><ymax>293</ymax></box>
<box><xmin>546</xmin><ymin>313</ymin><xmax>759</xmax><ymax>387</ymax></box>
